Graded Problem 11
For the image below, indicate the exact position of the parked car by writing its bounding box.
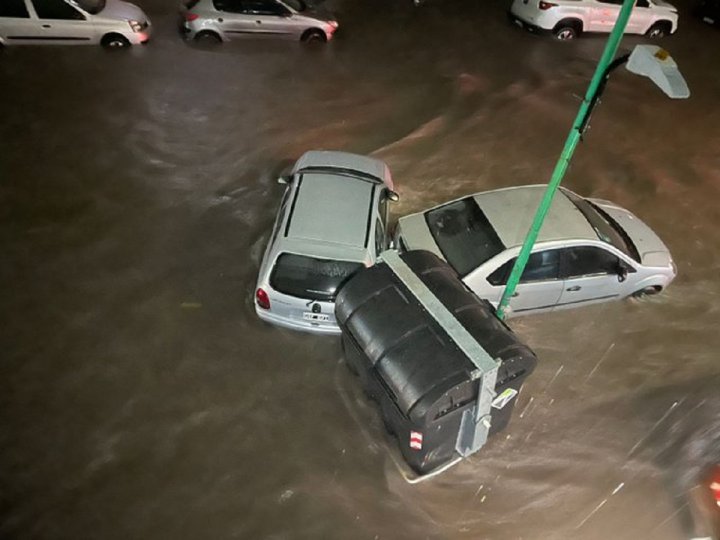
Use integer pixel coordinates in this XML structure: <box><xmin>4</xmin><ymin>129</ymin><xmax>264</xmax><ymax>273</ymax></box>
<box><xmin>696</xmin><ymin>0</ymin><xmax>720</xmax><ymax>26</ymax></box>
<box><xmin>394</xmin><ymin>185</ymin><xmax>676</xmax><ymax>318</ymax></box>
<box><xmin>0</xmin><ymin>0</ymin><xmax>151</xmax><ymax>48</ymax></box>
<box><xmin>508</xmin><ymin>0</ymin><xmax>678</xmax><ymax>40</ymax></box>
<box><xmin>179</xmin><ymin>0</ymin><xmax>338</xmax><ymax>44</ymax></box>
<box><xmin>255</xmin><ymin>151</ymin><xmax>398</xmax><ymax>335</ymax></box>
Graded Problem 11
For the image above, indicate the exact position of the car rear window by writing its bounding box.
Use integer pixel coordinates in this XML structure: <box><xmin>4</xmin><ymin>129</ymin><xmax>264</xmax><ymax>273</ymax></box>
<box><xmin>270</xmin><ymin>253</ymin><xmax>363</xmax><ymax>301</ymax></box>
<box><xmin>425</xmin><ymin>197</ymin><xmax>505</xmax><ymax>277</ymax></box>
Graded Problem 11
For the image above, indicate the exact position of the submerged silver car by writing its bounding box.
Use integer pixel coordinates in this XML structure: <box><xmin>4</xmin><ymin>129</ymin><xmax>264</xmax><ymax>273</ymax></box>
<box><xmin>180</xmin><ymin>0</ymin><xmax>338</xmax><ymax>43</ymax></box>
<box><xmin>255</xmin><ymin>151</ymin><xmax>398</xmax><ymax>335</ymax></box>
<box><xmin>395</xmin><ymin>185</ymin><xmax>677</xmax><ymax>318</ymax></box>
<box><xmin>0</xmin><ymin>0</ymin><xmax>151</xmax><ymax>48</ymax></box>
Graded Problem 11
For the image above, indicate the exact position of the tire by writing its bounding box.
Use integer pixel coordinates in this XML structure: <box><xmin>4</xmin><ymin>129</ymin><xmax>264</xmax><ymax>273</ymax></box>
<box><xmin>301</xmin><ymin>29</ymin><xmax>327</xmax><ymax>44</ymax></box>
<box><xmin>632</xmin><ymin>286</ymin><xmax>662</xmax><ymax>298</ymax></box>
<box><xmin>553</xmin><ymin>21</ymin><xmax>581</xmax><ymax>40</ymax></box>
<box><xmin>101</xmin><ymin>34</ymin><xmax>131</xmax><ymax>49</ymax></box>
<box><xmin>646</xmin><ymin>21</ymin><xmax>671</xmax><ymax>37</ymax></box>
<box><xmin>194</xmin><ymin>30</ymin><xmax>222</xmax><ymax>44</ymax></box>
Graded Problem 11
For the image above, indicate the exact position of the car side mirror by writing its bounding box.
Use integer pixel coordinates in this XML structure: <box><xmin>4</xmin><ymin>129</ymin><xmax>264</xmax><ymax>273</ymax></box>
<box><xmin>617</xmin><ymin>264</ymin><xmax>629</xmax><ymax>283</ymax></box>
<box><xmin>385</xmin><ymin>190</ymin><xmax>400</xmax><ymax>203</ymax></box>
<box><xmin>277</xmin><ymin>175</ymin><xmax>291</xmax><ymax>184</ymax></box>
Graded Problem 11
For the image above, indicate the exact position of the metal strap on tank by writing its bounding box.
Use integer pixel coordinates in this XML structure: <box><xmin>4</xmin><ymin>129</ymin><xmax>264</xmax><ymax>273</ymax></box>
<box><xmin>381</xmin><ymin>250</ymin><xmax>500</xmax><ymax>458</ymax></box>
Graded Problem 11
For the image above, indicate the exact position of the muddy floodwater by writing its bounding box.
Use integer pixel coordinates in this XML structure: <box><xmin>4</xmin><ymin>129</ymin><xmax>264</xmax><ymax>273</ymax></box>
<box><xmin>2</xmin><ymin>1</ymin><xmax>720</xmax><ymax>538</ymax></box>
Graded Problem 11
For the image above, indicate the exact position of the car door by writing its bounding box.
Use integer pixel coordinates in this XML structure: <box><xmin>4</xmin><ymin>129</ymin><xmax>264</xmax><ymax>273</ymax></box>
<box><xmin>628</xmin><ymin>0</ymin><xmax>653</xmax><ymax>32</ymax></box>
<box><xmin>211</xmin><ymin>0</ymin><xmax>254</xmax><ymax>37</ymax></box>
<box><xmin>0</xmin><ymin>0</ymin><xmax>37</xmax><ymax>44</ymax></box>
<box><xmin>479</xmin><ymin>248</ymin><xmax>564</xmax><ymax>316</ymax></box>
<box><xmin>238</xmin><ymin>0</ymin><xmax>294</xmax><ymax>38</ymax></box>
<box><xmin>556</xmin><ymin>245</ymin><xmax>630</xmax><ymax>310</ymax></box>
<box><xmin>587</xmin><ymin>0</ymin><xmax>622</xmax><ymax>32</ymax></box>
<box><xmin>29</xmin><ymin>0</ymin><xmax>94</xmax><ymax>43</ymax></box>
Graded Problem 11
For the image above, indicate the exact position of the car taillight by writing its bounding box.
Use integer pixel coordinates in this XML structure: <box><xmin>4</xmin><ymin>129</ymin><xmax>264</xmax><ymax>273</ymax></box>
<box><xmin>539</xmin><ymin>1</ymin><xmax>557</xmax><ymax>9</ymax></box>
<box><xmin>184</xmin><ymin>12</ymin><xmax>199</xmax><ymax>21</ymax></box>
<box><xmin>256</xmin><ymin>288</ymin><xmax>270</xmax><ymax>310</ymax></box>
<box><xmin>710</xmin><ymin>466</ymin><xmax>720</xmax><ymax>507</ymax></box>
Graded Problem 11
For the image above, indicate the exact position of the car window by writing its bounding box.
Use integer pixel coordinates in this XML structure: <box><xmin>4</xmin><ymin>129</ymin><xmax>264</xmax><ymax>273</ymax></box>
<box><xmin>268</xmin><ymin>187</ymin><xmax>291</xmax><ymax>247</ymax></box>
<box><xmin>597</xmin><ymin>0</ymin><xmax>623</xmax><ymax>4</ymax></box>
<box><xmin>270</xmin><ymin>253</ymin><xmax>363</xmax><ymax>301</ymax></box>
<box><xmin>32</xmin><ymin>0</ymin><xmax>85</xmax><ymax>19</ymax></box>
<box><xmin>0</xmin><ymin>0</ymin><xmax>30</xmax><ymax>17</ymax></box>
<box><xmin>213</xmin><ymin>0</ymin><xmax>243</xmax><ymax>12</ymax></box>
<box><xmin>241</xmin><ymin>0</ymin><xmax>289</xmax><ymax>15</ymax></box>
<box><xmin>636</xmin><ymin>0</ymin><xmax>649</xmax><ymax>7</ymax></box>
<box><xmin>281</xmin><ymin>0</ymin><xmax>305</xmax><ymax>11</ymax></box>
<box><xmin>561</xmin><ymin>189</ymin><xmax>640</xmax><ymax>263</ymax></box>
<box><xmin>74</xmin><ymin>0</ymin><xmax>106</xmax><ymax>14</ymax></box>
<box><xmin>425</xmin><ymin>197</ymin><xmax>505</xmax><ymax>277</ymax></box>
<box><xmin>487</xmin><ymin>250</ymin><xmax>561</xmax><ymax>286</ymax></box>
<box><xmin>374</xmin><ymin>219</ymin><xmax>385</xmax><ymax>256</ymax></box>
<box><xmin>561</xmin><ymin>246</ymin><xmax>620</xmax><ymax>278</ymax></box>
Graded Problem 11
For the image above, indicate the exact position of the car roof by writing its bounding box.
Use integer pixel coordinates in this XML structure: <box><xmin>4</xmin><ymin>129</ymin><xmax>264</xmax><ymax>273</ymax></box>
<box><xmin>273</xmin><ymin>171</ymin><xmax>376</xmax><ymax>264</ymax></box>
<box><xmin>472</xmin><ymin>185</ymin><xmax>597</xmax><ymax>248</ymax></box>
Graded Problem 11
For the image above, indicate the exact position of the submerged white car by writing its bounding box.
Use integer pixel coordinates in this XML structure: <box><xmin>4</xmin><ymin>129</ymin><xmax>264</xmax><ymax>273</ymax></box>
<box><xmin>509</xmin><ymin>0</ymin><xmax>678</xmax><ymax>40</ymax></box>
<box><xmin>0</xmin><ymin>0</ymin><xmax>151</xmax><ymax>48</ymax></box>
<box><xmin>395</xmin><ymin>185</ymin><xmax>676</xmax><ymax>317</ymax></box>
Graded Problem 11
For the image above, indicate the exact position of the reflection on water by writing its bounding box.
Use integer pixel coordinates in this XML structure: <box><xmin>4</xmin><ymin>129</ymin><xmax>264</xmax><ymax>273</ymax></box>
<box><xmin>1</xmin><ymin>0</ymin><xmax>719</xmax><ymax>538</ymax></box>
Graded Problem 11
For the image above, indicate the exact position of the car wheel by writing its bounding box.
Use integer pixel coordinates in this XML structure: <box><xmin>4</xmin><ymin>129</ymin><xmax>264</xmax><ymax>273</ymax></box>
<box><xmin>101</xmin><ymin>33</ymin><xmax>131</xmax><ymax>49</ymax></box>
<box><xmin>632</xmin><ymin>285</ymin><xmax>662</xmax><ymax>298</ymax></box>
<box><xmin>301</xmin><ymin>29</ymin><xmax>327</xmax><ymax>44</ymax></box>
<box><xmin>646</xmin><ymin>21</ymin><xmax>670</xmax><ymax>37</ymax></box>
<box><xmin>553</xmin><ymin>25</ymin><xmax>578</xmax><ymax>40</ymax></box>
<box><xmin>195</xmin><ymin>30</ymin><xmax>222</xmax><ymax>44</ymax></box>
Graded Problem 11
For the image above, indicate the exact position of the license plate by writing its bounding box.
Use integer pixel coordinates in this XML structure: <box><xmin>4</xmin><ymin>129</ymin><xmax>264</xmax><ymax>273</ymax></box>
<box><xmin>303</xmin><ymin>312</ymin><xmax>330</xmax><ymax>322</ymax></box>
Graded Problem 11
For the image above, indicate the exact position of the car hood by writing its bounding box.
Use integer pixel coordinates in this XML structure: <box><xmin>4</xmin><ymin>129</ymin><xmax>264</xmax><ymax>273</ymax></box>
<box><xmin>590</xmin><ymin>199</ymin><xmax>673</xmax><ymax>267</ymax></box>
<box><xmin>396</xmin><ymin>212</ymin><xmax>446</xmax><ymax>260</ymax></box>
<box><xmin>97</xmin><ymin>0</ymin><xmax>148</xmax><ymax>22</ymax></box>
<box><xmin>302</xmin><ymin>5</ymin><xmax>333</xmax><ymax>21</ymax></box>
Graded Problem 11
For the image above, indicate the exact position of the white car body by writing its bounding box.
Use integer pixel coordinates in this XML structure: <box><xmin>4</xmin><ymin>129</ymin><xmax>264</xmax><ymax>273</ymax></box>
<box><xmin>0</xmin><ymin>0</ymin><xmax>151</xmax><ymax>47</ymax></box>
<box><xmin>395</xmin><ymin>185</ymin><xmax>677</xmax><ymax>318</ymax></box>
<box><xmin>509</xmin><ymin>0</ymin><xmax>678</xmax><ymax>39</ymax></box>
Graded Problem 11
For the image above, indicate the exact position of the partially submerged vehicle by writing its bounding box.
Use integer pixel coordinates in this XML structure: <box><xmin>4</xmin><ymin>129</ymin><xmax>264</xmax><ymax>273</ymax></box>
<box><xmin>335</xmin><ymin>250</ymin><xmax>538</xmax><ymax>477</ymax></box>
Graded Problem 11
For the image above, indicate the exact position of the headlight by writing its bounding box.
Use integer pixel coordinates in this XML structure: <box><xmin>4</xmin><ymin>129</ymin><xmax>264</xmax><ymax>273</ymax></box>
<box><xmin>129</xmin><ymin>20</ymin><xmax>144</xmax><ymax>32</ymax></box>
<box><xmin>327</xmin><ymin>20</ymin><xmax>339</xmax><ymax>29</ymax></box>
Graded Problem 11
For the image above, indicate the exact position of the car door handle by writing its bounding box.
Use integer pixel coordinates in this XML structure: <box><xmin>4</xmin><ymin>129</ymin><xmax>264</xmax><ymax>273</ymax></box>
<box><xmin>42</xmin><ymin>24</ymin><xmax>51</xmax><ymax>28</ymax></box>
<box><xmin>256</xmin><ymin>20</ymin><xmax>262</xmax><ymax>24</ymax></box>
<box><xmin>566</xmin><ymin>286</ymin><xmax>582</xmax><ymax>292</ymax></box>
<box><xmin>512</xmin><ymin>292</ymin><xmax>519</xmax><ymax>297</ymax></box>
<box><xmin>217</xmin><ymin>17</ymin><xmax>223</xmax><ymax>22</ymax></box>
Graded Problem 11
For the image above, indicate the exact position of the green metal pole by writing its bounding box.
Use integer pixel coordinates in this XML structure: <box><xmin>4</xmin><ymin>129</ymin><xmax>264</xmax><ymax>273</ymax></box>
<box><xmin>495</xmin><ymin>0</ymin><xmax>636</xmax><ymax>320</ymax></box>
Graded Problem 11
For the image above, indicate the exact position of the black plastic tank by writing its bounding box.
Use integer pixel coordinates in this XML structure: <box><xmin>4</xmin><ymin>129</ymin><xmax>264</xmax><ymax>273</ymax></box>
<box><xmin>335</xmin><ymin>250</ymin><xmax>538</xmax><ymax>475</ymax></box>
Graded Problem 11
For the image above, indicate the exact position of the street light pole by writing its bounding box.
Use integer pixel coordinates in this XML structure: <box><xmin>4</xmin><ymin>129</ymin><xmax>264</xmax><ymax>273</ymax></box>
<box><xmin>495</xmin><ymin>0</ymin><xmax>637</xmax><ymax>320</ymax></box>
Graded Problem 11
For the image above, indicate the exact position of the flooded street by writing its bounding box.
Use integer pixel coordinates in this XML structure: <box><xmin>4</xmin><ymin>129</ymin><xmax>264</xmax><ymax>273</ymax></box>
<box><xmin>1</xmin><ymin>0</ymin><xmax>720</xmax><ymax>538</ymax></box>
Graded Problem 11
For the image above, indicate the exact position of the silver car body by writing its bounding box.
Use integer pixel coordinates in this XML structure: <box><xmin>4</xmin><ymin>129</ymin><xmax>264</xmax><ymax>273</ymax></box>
<box><xmin>0</xmin><ymin>0</ymin><xmax>151</xmax><ymax>46</ymax></box>
<box><xmin>395</xmin><ymin>185</ymin><xmax>676</xmax><ymax>318</ymax></box>
<box><xmin>180</xmin><ymin>0</ymin><xmax>338</xmax><ymax>42</ymax></box>
<box><xmin>255</xmin><ymin>151</ymin><xmax>395</xmax><ymax>335</ymax></box>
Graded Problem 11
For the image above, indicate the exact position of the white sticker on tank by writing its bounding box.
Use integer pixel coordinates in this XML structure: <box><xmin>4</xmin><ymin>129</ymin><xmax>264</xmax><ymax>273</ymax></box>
<box><xmin>491</xmin><ymin>388</ymin><xmax>518</xmax><ymax>410</ymax></box>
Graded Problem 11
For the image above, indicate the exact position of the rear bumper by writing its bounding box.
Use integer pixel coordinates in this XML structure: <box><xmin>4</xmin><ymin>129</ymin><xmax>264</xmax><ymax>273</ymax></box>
<box><xmin>255</xmin><ymin>306</ymin><xmax>341</xmax><ymax>336</ymax></box>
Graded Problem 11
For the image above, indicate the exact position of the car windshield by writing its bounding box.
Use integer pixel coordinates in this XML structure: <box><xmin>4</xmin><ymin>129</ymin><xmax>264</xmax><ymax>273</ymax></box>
<box><xmin>270</xmin><ymin>253</ymin><xmax>363</xmax><ymax>301</ymax></box>
<box><xmin>562</xmin><ymin>190</ymin><xmax>641</xmax><ymax>262</ymax></box>
<box><xmin>425</xmin><ymin>197</ymin><xmax>505</xmax><ymax>277</ymax></box>
<box><xmin>282</xmin><ymin>0</ymin><xmax>306</xmax><ymax>11</ymax></box>
<box><xmin>75</xmin><ymin>0</ymin><xmax>106</xmax><ymax>14</ymax></box>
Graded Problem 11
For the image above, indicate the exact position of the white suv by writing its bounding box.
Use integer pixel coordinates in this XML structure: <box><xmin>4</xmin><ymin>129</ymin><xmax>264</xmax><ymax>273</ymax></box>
<box><xmin>509</xmin><ymin>0</ymin><xmax>678</xmax><ymax>40</ymax></box>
